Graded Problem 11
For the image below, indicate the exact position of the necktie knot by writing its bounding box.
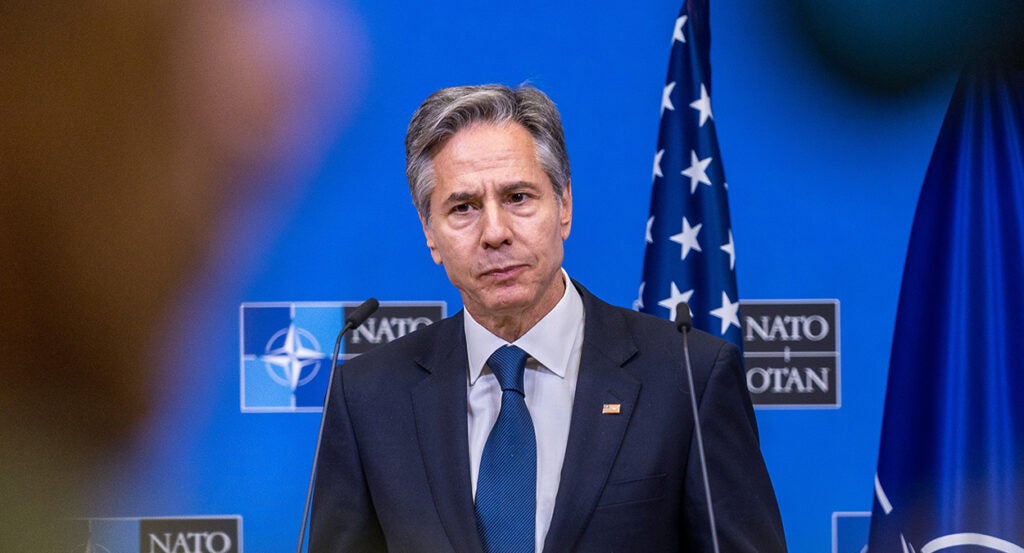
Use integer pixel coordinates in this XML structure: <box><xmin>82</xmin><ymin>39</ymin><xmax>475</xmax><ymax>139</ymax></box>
<box><xmin>487</xmin><ymin>345</ymin><xmax>529</xmax><ymax>394</ymax></box>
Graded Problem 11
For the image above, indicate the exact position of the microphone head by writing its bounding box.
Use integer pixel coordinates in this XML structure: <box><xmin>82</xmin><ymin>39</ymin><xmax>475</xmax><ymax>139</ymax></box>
<box><xmin>675</xmin><ymin>303</ymin><xmax>692</xmax><ymax>333</ymax></box>
<box><xmin>345</xmin><ymin>298</ymin><xmax>380</xmax><ymax>329</ymax></box>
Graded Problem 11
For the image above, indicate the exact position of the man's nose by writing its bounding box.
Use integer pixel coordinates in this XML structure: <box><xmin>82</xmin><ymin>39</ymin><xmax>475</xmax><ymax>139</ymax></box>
<box><xmin>480</xmin><ymin>204</ymin><xmax>513</xmax><ymax>248</ymax></box>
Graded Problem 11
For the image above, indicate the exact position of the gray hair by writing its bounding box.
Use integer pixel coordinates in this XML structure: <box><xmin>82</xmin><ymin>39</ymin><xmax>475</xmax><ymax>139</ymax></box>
<box><xmin>404</xmin><ymin>84</ymin><xmax>571</xmax><ymax>223</ymax></box>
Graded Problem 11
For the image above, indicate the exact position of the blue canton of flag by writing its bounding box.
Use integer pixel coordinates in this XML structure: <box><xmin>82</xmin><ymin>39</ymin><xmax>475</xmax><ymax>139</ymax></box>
<box><xmin>868</xmin><ymin>57</ymin><xmax>1024</xmax><ymax>551</ymax></box>
<box><xmin>635</xmin><ymin>0</ymin><xmax>742</xmax><ymax>348</ymax></box>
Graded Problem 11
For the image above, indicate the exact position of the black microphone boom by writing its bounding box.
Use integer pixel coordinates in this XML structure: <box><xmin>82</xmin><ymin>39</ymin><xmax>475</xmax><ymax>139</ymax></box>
<box><xmin>296</xmin><ymin>297</ymin><xmax>379</xmax><ymax>553</ymax></box>
<box><xmin>676</xmin><ymin>302</ymin><xmax>720</xmax><ymax>553</ymax></box>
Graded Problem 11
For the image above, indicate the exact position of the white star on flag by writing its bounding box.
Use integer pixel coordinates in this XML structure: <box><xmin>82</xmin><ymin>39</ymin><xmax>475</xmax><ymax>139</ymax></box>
<box><xmin>669</xmin><ymin>217</ymin><xmax>702</xmax><ymax>259</ymax></box>
<box><xmin>633</xmin><ymin>282</ymin><xmax>646</xmax><ymax>310</ymax></box>
<box><xmin>646</xmin><ymin>216</ymin><xmax>655</xmax><ymax>244</ymax></box>
<box><xmin>652</xmin><ymin>149</ymin><xmax>665</xmax><ymax>181</ymax></box>
<box><xmin>689</xmin><ymin>83</ymin><xmax>713</xmax><ymax>127</ymax></box>
<box><xmin>709</xmin><ymin>291</ymin><xmax>741</xmax><ymax>335</ymax></box>
<box><xmin>721</xmin><ymin>230</ymin><xmax>736</xmax><ymax>269</ymax></box>
<box><xmin>673</xmin><ymin>15</ymin><xmax>688</xmax><ymax>44</ymax></box>
<box><xmin>681</xmin><ymin>150</ymin><xmax>713</xmax><ymax>194</ymax></box>
<box><xmin>661</xmin><ymin>82</ymin><xmax>676</xmax><ymax>115</ymax></box>
<box><xmin>657</xmin><ymin>282</ymin><xmax>694</xmax><ymax>322</ymax></box>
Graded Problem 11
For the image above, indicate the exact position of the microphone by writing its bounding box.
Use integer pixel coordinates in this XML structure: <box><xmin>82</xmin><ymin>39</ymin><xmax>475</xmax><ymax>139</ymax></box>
<box><xmin>675</xmin><ymin>303</ymin><xmax>720</xmax><ymax>553</ymax></box>
<box><xmin>675</xmin><ymin>302</ymin><xmax>692</xmax><ymax>333</ymax></box>
<box><xmin>296</xmin><ymin>298</ymin><xmax>379</xmax><ymax>553</ymax></box>
<box><xmin>344</xmin><ymin>297</ymin><xmax>382</xmax><ymax>333</ymax></box>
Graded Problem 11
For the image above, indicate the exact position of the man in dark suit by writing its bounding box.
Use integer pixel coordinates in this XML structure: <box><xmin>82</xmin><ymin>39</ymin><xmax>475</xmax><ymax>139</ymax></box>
<box><xmin>310</xmin><ymin>84</ymin><xmax>786</xmax><ymax>552</ymax></box>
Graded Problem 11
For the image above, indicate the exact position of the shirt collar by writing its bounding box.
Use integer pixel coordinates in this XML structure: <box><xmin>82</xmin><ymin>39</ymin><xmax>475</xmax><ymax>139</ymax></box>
<box><xmin>465</xmin><ymin>269</ymin><xmax>583</xmax><ymax>384</ymax></box>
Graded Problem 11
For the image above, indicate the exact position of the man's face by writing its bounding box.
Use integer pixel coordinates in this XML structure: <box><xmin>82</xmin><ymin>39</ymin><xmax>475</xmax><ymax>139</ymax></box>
<box><xmin>422</xmin><ymin>121</ymin><xmax>572</xmax><ymax>329</ymax></box>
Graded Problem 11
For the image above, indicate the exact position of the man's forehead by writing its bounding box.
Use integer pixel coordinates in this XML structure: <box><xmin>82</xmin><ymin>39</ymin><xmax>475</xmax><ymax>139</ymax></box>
<box><xmin>431</xmin><ymin>125</ymin><xmax>547</xmax><ymax>184</ymax></box>
<box><xmin>434</xmin><ymin>122</ymin><xmax>531</xmax><ymax>159</ymax></box>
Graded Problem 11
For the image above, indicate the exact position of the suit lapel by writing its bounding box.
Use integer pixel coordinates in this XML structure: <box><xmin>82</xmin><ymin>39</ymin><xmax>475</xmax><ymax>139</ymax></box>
<box><xmin>410</xmin><ymin>313</ymin><xmax>485</xmax><ymax>553</ymax></box>
<box><xmin>543</xmin><ymin>288</ymin><xmax>641</xmax><ymax>553</ymax></box>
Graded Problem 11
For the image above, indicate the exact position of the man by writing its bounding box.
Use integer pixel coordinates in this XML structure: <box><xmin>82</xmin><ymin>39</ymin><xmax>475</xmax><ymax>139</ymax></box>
<box><xmin>310</xmin><ymin>84</ymin><xmax>786</xmax><ymax>552</ymax></box>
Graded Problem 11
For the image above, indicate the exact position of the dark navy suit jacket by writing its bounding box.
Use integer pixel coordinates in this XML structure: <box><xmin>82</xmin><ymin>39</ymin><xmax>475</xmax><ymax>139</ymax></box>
<box><xmin>310</xmin><ymin>282</ymin><xmax>786</xmax><ymax>552</ymax></box>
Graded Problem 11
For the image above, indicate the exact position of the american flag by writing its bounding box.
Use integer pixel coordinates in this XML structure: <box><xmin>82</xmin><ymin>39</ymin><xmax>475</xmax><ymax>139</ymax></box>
<box><xmin>635</xmin><ymin>0</ymin><xmax>742</xmax><ymax>348</ymax></box>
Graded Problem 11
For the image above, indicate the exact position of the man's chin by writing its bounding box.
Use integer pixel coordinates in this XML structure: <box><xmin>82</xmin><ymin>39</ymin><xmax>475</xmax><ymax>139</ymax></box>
<box><xmin>467</xmin><ymin>288</ymin><xmax>534</xmax><ymax>316</ymax></box>
<box><xmin>467</xmin><ymin>276</ymin><xmax>564</xmax><ymax>317</ymax></box>
<box><xmin>480</xmin><ymin>296</ymin><xmax>532</xmax><ymax>316</ymax></box>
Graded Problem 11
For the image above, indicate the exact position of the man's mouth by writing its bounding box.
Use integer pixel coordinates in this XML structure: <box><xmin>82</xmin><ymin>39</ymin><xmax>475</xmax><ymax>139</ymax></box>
<box><xmin>482</xmin><ymin>264</ymin><xmax>527</xmax><ymax>279</ymax></box>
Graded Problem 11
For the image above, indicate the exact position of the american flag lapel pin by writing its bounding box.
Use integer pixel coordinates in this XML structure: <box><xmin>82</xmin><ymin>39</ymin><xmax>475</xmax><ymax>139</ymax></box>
<box><xmin>602</xmin><ymin>403</ymin><xmax>621</xmax><ymax>415</ymax></box>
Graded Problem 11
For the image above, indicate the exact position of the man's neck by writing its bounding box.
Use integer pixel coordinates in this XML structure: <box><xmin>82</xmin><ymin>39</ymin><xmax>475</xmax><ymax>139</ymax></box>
<box><xmin>467</xmin><ymin>275</ymin><xmax>568</xmax><ymax>343</ymax></box>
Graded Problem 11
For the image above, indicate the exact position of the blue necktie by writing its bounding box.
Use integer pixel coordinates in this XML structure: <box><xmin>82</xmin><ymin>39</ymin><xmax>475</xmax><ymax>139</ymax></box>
<box><xmin>475</xmin><ymin>345</ymin><xmax>536</xmax><ymax>553</ymax></box>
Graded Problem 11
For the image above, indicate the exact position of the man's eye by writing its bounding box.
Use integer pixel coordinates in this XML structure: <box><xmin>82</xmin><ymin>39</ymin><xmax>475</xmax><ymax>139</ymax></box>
<box><xmin>452</xmin><ymin>203</ymin><xmax>472</xmax><ymax>213</ymax></box>
<box><xmin>509</xmin><ymin>193</ymin><xmax>527</xmax><ymax>203</ymax></box>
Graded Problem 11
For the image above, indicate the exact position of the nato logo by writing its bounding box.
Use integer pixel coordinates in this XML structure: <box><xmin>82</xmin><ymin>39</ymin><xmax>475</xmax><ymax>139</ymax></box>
<box><xmin>240</xmin><ymin>301</ymin><xmax>445</xmax><ymax>413</ymax></box>
<box><xmin>741</xmin><ymin>299</ymin><xmax>841</xmax><ymax>408</ymax></box>
<box><xmin>833</xmin><ymin>512</ymin><xmax>870</xmax><ymax>553</ymax></box>
<box><xmin>68</xmin><ymin>516</ymin><xmax>242</xmax><ymax>553</ymax></box>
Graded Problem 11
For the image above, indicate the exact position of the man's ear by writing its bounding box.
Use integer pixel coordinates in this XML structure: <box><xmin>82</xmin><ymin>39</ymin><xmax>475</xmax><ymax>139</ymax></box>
<box><xmin>421</xmin><ymin>216</ymin><xmax>443</xmax><ymax>265</ymax></box>
<box><xmin>559</xmin><ymin>179</ymin><xmax>573</xmax><ymax>240</ymax></box>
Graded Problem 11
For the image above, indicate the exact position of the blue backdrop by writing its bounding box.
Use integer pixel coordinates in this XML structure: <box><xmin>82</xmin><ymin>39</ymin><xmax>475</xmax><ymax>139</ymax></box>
<box><xmin>88</xmin><ymin>1</ymin><xmax>972</xmax><ymax>551</ymax></box>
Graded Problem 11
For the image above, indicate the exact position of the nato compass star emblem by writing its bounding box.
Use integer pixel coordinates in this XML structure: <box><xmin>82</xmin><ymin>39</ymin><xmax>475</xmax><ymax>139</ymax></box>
<box><xmin>241</xmin><ymin>303</ymin><xmax>347</xmax><ymax>412</ymax></box>
<box><xmin>259</xmin><ymin>323</ymin><xmax>327</xmax><ymax>392</ymax></box>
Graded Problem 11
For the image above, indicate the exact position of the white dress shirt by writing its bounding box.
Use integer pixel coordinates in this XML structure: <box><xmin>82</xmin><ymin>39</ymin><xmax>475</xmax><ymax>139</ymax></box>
<box><xmin>464</xmin><ymin>269</ymin><xmax>585</xmax><ymax>553</ymax></box>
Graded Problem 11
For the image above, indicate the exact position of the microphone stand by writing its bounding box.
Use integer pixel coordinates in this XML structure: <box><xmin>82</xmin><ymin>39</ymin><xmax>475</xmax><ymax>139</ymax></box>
<box><xmin>296</xmin><ymin>298</ymin><xmax>379</xmax><ymax>553</ymax></box>
<box><xmin>676</xmin><ymin>303</ymin><xmax>720</xmax><ymax>553</ymax></box>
